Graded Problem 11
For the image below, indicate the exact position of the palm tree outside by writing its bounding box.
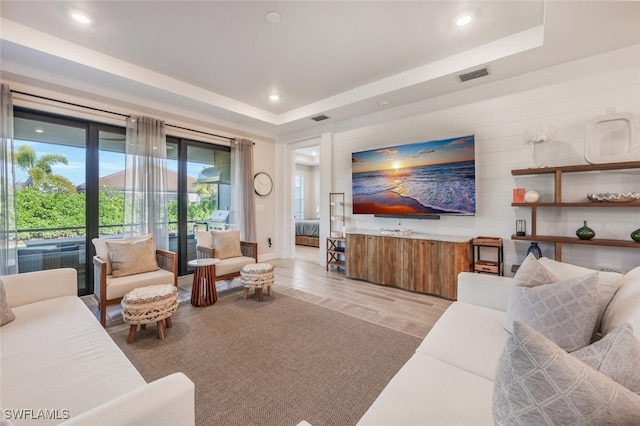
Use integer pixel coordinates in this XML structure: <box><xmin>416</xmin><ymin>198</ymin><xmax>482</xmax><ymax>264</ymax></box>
<box><xmin>13</xmin><ymin>145</ymin><xmax>76</xmax><ymax>193</ymax></box>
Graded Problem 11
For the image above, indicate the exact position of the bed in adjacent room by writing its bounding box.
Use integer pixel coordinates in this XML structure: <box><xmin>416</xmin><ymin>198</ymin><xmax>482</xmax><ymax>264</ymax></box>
<box><xmin>295</xmin><ymin>219</ymin><xmax>320</xmax><ymax>247</ymax></box>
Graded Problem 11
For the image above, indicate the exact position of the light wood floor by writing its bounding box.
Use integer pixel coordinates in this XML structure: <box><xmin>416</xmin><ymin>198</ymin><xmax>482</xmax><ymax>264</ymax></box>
<box><xmin>84</xmin><ymin>245</ymin><xmax>452</xmax><ymax>338</ymax></box>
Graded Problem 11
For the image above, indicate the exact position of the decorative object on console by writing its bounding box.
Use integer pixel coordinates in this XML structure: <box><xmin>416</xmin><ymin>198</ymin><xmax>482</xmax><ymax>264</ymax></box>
<box><xmin>512</xmin><ymin>188</ymin><xmax>525</xmax><ymax>203</ymax></box>
<box><xmin>584</xmin><ymin>109</ymin><xmax>640</xmax><ymax>164</ymax></box>
<box><xmin>523</xmin><ymin>123</ymin><xmax>555</xmax><ymax>168</ymax></box>
<box><xmin>526</xmin><ymin>242</ymin><xmax>542</xmax><ymax>259</ymax></box>
<box><xmin>523</xmin><ymin>189</ymin><xmax>540</xmax><ymax>203</ymax></box>
<box><xmin>515</xmin><ymin>220</ymin><xmax>526</xmax><ymax>236</ymax></box>
<box><xmin>576</xmin><ymin>220</ymin><xmax>596</xmax><ymax>240</ymax></box>
<box><xmin>632</xmin><ymin>228</ymin><xmax>640</xmax><ymax>243</ymax></box>
<box><xmin>587</xmin><ymin>192</ymin><xmax>640</xmax><ymax>203</ymax></box>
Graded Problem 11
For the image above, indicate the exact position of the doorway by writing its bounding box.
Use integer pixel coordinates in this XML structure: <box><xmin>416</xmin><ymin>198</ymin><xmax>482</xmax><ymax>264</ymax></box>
<box><xmin>293</xmin><ymin>145</ymin><xmax>320</xmax><ymax>262</ymax></box>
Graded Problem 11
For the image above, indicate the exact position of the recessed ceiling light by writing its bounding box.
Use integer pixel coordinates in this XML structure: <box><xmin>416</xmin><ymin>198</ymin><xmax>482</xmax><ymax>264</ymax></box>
<box><xmin>456</xmin><ymin>15</ymin><xmax>472</xmax><ymax>26</ymax></box>
<box><xmin>34</xmin><ymin>128</ymin><xmax>44</xmax><ymax>133</ymax></box>
<box><xmin>269</xmin><ymin>94</ymin><xmax>280</xmax><ymax>101</ymax></box>
<box><xmin>379</xmin><ymin>99</ymin><xmax>389</xmax><ymax>107</ymax></box>
<box><xmin>265</xmin><ymin>11</ymin><xmax>281</xmax><ymax>24</ymax></box>
<box><xmin>71</xmin><ymin>12</ymin><xmax>91</xmax><ymax>24</ymax></box>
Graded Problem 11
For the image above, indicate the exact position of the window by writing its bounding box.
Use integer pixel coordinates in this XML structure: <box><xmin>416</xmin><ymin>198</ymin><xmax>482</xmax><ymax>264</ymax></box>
<box><xmin>294</xmin><ymin>175</ymin><xmax>304</xmax><ymax>219</ymax></box>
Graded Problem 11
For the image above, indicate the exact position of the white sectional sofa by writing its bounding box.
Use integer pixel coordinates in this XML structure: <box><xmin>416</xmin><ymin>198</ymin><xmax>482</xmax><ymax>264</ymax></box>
<box><xmin>358</xmin><ymin>258</ymin><xmax>640</xmax><ymax>425</ymax></box>
<box><xmin>0</xmin><ymin>268</ymin><xmax>195</xmax><ymax>425</ymax></box>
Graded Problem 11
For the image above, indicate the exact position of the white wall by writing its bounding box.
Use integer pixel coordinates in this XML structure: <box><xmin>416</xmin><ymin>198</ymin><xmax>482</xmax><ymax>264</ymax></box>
<box><xmin>284</xmin><ymin>44</ymin><xmax>640</xmax><ymax>273</ymax></box>
<box><xmin>295</xmin><ymin>163</ymin><xmax>320</xmax><ymax>219</ymax></box>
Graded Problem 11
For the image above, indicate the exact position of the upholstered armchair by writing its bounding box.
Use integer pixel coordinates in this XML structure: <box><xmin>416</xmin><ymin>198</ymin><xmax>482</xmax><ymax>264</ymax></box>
<box><xmin>92</xmin><ymin>234</ymin><xmax>177</xmax><ymax>327</ymax></box>
<box><xmin>194</xmin><ymin>229</ymin><xmax>257</xmax><ymax>284</ymax></box>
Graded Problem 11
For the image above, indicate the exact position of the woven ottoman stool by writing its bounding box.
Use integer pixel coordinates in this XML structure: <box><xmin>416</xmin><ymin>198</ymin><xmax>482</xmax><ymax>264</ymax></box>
<box><xmin>241</xmin><ymin>263</ymin><xmax>275</xmax><ymax>302</ymax></box>
<box><xmin>121</xmin><ymin>284</ymin><xmax>178</xmax><ymax>344</ymax></box>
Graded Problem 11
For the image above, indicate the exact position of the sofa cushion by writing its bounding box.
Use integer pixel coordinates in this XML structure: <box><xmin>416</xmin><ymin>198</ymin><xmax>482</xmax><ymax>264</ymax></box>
<box><xmin>493</xmin><ymin>321</ymin><xmax>640</xmax><ymax>425</ymax></box>
<box><xmin>92</xmin><ymin>234</ymin><xmax>153</xmax><ymax>275</ymax></box>
<box><xmin>601</xmin><ymin>266</ymin><xmax>640</xmax><ymax>339</ymax></box>
<box><xmin>416</xmin><ymin>302</ymin><xmax>510</xmax><ymax>381</ymax></box>
<box><xmin>211</xmin><ymin>230</ymin><xmax>242</xmax><ymax>260</ymax></box>
<box><xmin>106</xmin><ymin>237</ymin><xmax>159</xmax><ymax>278</ymax></box>
<box><xmin>514</xmin><ymin>253</ymin><xmax>558</xmax><ymax>287</ymax></box>
<box><xmin>0</xmin><ymin>280</ymin><xmax>15</xmax><ymax>326</ymax></box>
<box><xmin>539</xmin><ymin>257</ymin><xmax>624</xmax><ymax>333</ymax></box>
<box><xmin>1</xmin><ymin>296</ymin><xmax>146</xmax><ymax>421</ymax></box>
<box><xmin>105</xmin><ymin>269</ymin><xmax>175</xmax><ymax>300</ymax></box>
<box><xmin>572</xmin><ymin>323</ymin><xmax>640</xmax><ymax>394</ymax></box>
<box><xmin>504</xmin><ymin>272</ymin><xmax>599</xmax><ymax>352</ymax></box>
<box><xmin>357</xmin><ymin>353</ymin><xmax>495</xmax><ymax>426</ymax></box>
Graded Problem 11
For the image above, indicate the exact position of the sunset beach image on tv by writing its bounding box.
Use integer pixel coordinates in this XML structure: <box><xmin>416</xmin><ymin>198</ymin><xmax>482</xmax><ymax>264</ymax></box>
<box><xmin>351</xmin><ymin>135</ymin><xmax>476</xmax><ymax>215</ymax></box>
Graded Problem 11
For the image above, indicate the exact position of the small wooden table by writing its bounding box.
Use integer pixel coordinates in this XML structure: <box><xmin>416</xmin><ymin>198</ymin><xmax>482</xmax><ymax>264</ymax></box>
<box><xmin>188</xmin><ymin>258</ymin><xmax>220</xmax><ymax>307</ymax></box>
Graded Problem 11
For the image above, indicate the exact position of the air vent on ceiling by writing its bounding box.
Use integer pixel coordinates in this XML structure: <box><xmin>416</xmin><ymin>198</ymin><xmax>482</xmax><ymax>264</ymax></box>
<box><xmin>458</xmin><ymin>67</ymin><xmax>489</xmax><ymax>82</ymax></box>
<box><xmin>311</xmin><ymin>114</ymin><xmax>330</xmax><ymax>122</ymax></box>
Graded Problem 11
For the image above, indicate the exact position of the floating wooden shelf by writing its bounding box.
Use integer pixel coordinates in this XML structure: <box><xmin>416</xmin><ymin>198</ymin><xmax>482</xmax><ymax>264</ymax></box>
<box><xmin>511</xmin><ymin>162</ymin><xmax>640</xmax><ymax>261</ymax></box>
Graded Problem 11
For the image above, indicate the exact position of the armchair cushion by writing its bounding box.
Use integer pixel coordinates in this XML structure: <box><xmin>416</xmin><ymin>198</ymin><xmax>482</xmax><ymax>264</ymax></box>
<box><xmin>106</xmin><ymin>237</ymin><xmax>159</xmax><ymax>278</ymax></box>
<box><xmin>215</xmin><ymin>256</ymin><xmax>256</xmax><ymax>276</ymax></box>
<box><xmin>106</xmin><ymin>269</ymin><xmax>176</xmax><ymax>300</ymax></box>
<box><xmin>92</xmin><ymin>234</ymin><xmax>154</xmax><ymax>275</ymax></box>
<box><xmin>211</xmin><ymin>230</ymin><xmax>242</xmax><ymax>260</ymax></box>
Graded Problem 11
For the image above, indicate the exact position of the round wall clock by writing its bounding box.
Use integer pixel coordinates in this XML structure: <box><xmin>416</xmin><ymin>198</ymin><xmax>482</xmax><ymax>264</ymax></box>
<box><xmin>253</xmin><ymin>172</ymin><xmax>273</xmax><ymax>196</ymax></box>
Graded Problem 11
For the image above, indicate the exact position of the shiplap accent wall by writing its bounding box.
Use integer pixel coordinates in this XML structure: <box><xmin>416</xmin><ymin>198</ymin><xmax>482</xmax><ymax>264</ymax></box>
<box><xmin>328</xmin><ymin>44</ymin><xmax>640</xmax><ymax>274</ymax></box>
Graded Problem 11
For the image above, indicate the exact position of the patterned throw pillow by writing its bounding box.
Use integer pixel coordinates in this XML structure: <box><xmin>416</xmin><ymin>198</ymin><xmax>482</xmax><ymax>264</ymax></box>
<box><xmin>514</xmin><ymin>253</ymin><xmax>558</xmax><ymax>287</ymax></box>
<box><xmin>504</xmin><ymin>272</ymin><xmax>599</xmax><ymax>352</ymax></box>
<box><xmin>0</xmin><ymin>280</ymin><xmax>16</xmax><ymax>326</ymax></box>
<box><xmin>211</xmin><ymin>230</ymin><xmax>242</xmax><ymax>260</ymax></box>
<box><xmin>105</xmin><ymin>237</ymin><xmax>159</xmax><ymax>278</ymax></box>
<box><xmin>493</xmin><ymin>321</ymin><xmax>640</xmax><ymax>425</ymax></box>
<box><xmin>572</xmin><ymin>323</ymin><xmax>640</xmax><ymax>394</ymax></box>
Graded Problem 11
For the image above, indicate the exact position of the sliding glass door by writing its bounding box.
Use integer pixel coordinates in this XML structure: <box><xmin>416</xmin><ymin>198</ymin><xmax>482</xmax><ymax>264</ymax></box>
<box><xmin>13</xmin><ymin>111</ymin><xmax>89</xmax><ymax>293</ymax></box>
<box><xmin>13</xmin><ymin>108</ymin><xmax>232</xmax><ymax>292</ymax></box>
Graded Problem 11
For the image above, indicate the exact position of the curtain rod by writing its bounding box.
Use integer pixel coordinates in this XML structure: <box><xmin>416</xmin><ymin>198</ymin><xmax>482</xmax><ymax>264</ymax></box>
<box><xmin>10</xmin><ymin>89</ymin><xmax>236</xmax><ymax>142</ymax></box>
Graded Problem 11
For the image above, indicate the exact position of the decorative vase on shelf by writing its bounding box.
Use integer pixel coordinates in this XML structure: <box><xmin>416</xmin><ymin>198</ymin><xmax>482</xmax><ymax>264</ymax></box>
<box><xmin>526</xmin><ymin>242</ymin><xmax>542</xmax><ymax>259</ymax></box>
<box><xmin>631</xmin><ymin>228</ymin><xmax>640</xmax><ymax>243</ymax></box>
<box><xmin>576</xmin><ymin>221</ymin><xmax>595</xmax><ymax>240</ymax></box>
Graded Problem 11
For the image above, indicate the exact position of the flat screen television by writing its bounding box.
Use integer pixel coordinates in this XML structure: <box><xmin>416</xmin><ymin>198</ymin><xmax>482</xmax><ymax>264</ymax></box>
<box><xmin>351</xmin><ymin>135</ymin><xmax>475</xmax><ymax>216</ymax></box>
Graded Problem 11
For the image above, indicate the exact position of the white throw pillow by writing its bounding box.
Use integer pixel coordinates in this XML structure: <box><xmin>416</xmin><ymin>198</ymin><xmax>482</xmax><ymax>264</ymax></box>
<box><xmin>493</xmin><ymin>321</ymin><xmax>640</xmax><ymax>425</ymax></box>
<box><xmin>572</xmin><ymin>323</ymin><xmax>640</xmax><ymax>394</ymax></box>
<box><xmin>0</xmin><ymin>280</ymin><xmax>15</xmax><ymax>326</ymax></box>
<box><xmin>504</xmin><ymin>271</ymin><xmax>600</xmax><ymax>352</ymax></box>
<box><xmin>601</xmin><ymin>265</ymin><xmax>640</xmax><ymax>339</ymax></box>
<box><xmin>539</xmin><ymin>257</ymin><xmax>624</xmax><ymax>333</ymax></box>
<box><xmin>514</xmin><ymin>253</ymin><xmax>558</xmax><ymax>287</ymax></box>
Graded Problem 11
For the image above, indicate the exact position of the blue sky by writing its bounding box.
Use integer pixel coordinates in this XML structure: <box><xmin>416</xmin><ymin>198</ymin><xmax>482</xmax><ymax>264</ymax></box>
<box><xmin>14</xmin><ymin>140</ymin><xmax>181</xmax><ymax>186</ymax></box>
<box><xmin>351</xmin><ymin>135</ymin><xmax>474</xmax><ymax>174</ymax></box>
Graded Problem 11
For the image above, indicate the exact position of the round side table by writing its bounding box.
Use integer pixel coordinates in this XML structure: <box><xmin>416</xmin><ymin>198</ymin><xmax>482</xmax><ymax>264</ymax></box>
<box><xmin>188</xmin><ymin>258</ymin><xmax>220</xmax><ymax>307</ymax></box>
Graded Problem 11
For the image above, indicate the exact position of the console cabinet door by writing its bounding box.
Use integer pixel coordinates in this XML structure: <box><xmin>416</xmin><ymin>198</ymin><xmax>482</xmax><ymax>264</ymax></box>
<box><xmin>346</xmin><ymin>233</ymin><xmax>367</xmax><ymax>280</ymax></box>
<box><xmin>432</xmin><ymin>241</ymin><xmax>472</xmax><ymax>299</ymax></box>
<box><xmin>402</xmin><ymin>239</ymin><xmax>431</xmax><ymax>293</ymax></box>
<box><xmin>371</xmin><ymin>235</ymin><xmax>402</xmax><ymax>286</ymax></box>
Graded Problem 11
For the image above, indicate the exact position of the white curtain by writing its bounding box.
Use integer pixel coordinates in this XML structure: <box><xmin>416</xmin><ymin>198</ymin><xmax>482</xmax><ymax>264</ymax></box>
<box><xmin>0</xmin><ymin>85</ymin><xmax>17</xmax><ymax>275</ymax></box>
<box><xmin>124</xmin><ymin>116</ymin><xmax>169</xmax><ymax>250</ymax></box>
<box><xmin>231</xmin><ymin>138</ymin><xmax>256</xmax><ymax>242</ymax></box>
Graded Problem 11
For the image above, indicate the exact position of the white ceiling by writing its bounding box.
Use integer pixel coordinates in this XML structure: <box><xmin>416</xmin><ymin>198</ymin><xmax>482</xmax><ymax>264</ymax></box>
<box><xmin>1</xmin><ymin>1</ymin><xmax>639</xmax><ymax>138</ymax></box>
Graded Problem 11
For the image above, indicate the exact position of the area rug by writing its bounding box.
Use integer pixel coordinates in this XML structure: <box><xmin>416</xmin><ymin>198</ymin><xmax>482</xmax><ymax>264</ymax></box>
<box><xmin>111</xmin><ymin>290</ymin><xmax>421</xmax><ymax>426</ymax></box>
